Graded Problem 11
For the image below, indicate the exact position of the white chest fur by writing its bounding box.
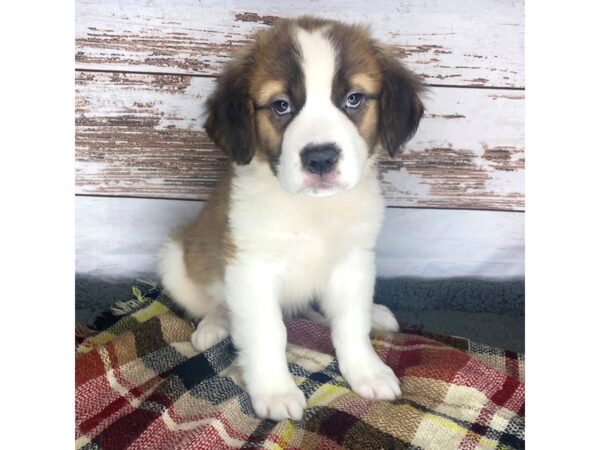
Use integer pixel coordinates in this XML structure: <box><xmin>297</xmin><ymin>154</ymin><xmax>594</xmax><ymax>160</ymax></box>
<box><xmin>228</xmin><ymin>160</ymin><xmax>384</xmax><ymax>308</ymax></box>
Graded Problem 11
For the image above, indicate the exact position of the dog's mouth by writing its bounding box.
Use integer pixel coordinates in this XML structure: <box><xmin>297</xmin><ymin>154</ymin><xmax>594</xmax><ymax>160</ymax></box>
<box><xmin>301</xmin><ymin>172</ymin><xmax>346</xmax><ymax>197</ymax></box>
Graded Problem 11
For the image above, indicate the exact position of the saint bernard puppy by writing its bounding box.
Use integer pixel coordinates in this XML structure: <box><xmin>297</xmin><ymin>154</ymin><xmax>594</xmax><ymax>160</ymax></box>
<box><xmin>159</xmin><ymin>16</ymin><xmax>424</xmax><ymax>421</ymax></box>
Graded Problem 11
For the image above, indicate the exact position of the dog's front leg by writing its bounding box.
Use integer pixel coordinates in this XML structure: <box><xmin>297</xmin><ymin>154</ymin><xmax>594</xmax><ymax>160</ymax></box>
<box><xmin>322</xmin><ymin>248</ymin><xmax>401</xmax><ymax>400</ymax></box>
<box><xmin>225</xmin><ymin>263</ymin><xmax>306</xmax><ymax>421</ymax></box>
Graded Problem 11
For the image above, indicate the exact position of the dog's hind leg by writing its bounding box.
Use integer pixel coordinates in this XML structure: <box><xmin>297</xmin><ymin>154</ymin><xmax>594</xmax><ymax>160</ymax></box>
<box><xmin>158</xmin><ymin>237</ymin><xmax>230</xmax><ymax>351</ymax></box>
<box><xmin>303</xmin><ymin>303</ymin><xmax>399</xmax><ymax>332</ymax></box>
<box><xmin>370</xmin><ymin>304</ymin><xmax>399</xmax><ymax>332</ymax></box>
<box><xmin>158</xmin><ymin>237</ymin><xmax>215</xmax><ymax>318</ymax></box>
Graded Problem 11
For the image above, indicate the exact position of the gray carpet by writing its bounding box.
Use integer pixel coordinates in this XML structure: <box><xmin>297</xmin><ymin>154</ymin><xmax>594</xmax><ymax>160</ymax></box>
<box><xmin>373</xmin><ymin>277</ymin><xmax>524</xmax><ymax>352</ymax></box>
<box><xmin>76</xmin><ymin>276</ymin><xmax>524</xmax><ymax>353</ymax></box>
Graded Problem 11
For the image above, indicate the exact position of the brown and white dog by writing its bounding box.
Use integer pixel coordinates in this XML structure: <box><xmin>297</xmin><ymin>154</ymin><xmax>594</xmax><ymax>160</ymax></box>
<box><xmin>159</xmin><ymin>16</ymin><xmax>423</xmax><ymax>421</ymax></box>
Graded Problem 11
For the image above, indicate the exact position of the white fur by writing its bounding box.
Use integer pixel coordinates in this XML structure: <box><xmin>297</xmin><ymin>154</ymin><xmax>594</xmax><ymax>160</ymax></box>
<box><xmin>277</xmin><ymin>28</ymin><xmax>369</xmax><ymax>197</ymax></box>
<box><xmin>224</xmin><ymin>155</ymin><xmax>396</xmax><ymax>420</ymax></box>
<box><xmin>320</xmin><ymin>247</ymin><xmax>400</xmax><ymax>400</ymax></box>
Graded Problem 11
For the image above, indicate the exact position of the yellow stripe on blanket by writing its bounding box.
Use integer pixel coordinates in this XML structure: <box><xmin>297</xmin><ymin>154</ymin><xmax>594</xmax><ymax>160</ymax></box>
<box><xmin>309</xmin><ymin>382</ymin><xmax>349</xmax><ymax>407</ymax></box>
<box><xmin>419</xmin><ymin>413</ymin><xmax>497</xmax><ymax>449</ymax></box>
<box><xmin>134</xmin><ymin>300</ymin><xmax>168</xmax><ymax>321</ymax></box>
<box><xmin>77</xmin><ymin>332</ymin><xmax>117</xmax><ymax>353</ymax></box>
<box><xmin>270</xmin><ymin>420</ymin><xmax>297</xmax><ymax>450</ymax></box>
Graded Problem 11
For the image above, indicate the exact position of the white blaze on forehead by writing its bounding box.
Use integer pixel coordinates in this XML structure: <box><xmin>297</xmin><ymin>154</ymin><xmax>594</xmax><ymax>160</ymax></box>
<box><xmin>295</xmin><ymin>27</ymin><xmax>336</xmax><ymax>104</ymax></box>
<box><xmin>277</xmin><ymin>25</ymin><xmax>368</xmax><ymax>197</ymax></box>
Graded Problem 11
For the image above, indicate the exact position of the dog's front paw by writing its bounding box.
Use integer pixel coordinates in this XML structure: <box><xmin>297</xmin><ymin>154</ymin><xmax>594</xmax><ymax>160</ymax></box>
<box><xmin>250</xmin><ymin>381</ymin><xmax>307</xmax><ymax>421</ymax></box>
<box><xmin>342</xmin><ymin>357</ymin><xmax>401</xmax><ymax>401</ymax></box>
<box><xmin>191</xmin><ymin>319</ymin><xmax>229</xmax><ymax>352</ymax></box>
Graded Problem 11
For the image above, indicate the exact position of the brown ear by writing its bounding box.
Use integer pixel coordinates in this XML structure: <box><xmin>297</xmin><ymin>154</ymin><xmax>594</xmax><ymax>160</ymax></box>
<box><xmin>377</xmin><ymin>49</ymin><xmax>424</xmax><ymax>157</ymax></box>
<box><xmin>204</xmin><ymin>58</ymin><xmax>257</xmax><ymax>165</ymax></box>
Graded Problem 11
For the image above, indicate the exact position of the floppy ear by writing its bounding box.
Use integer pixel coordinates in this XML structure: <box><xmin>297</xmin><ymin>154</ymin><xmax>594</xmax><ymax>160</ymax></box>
<box><xmin>204</xmin><ymin>59</ymin><xmax>257</xmax><ymax>165</ymax></box>
<box><xmin>378</xmin><ymin>49</ymin><xmax>424</xmax><ymax>157</ymax></box>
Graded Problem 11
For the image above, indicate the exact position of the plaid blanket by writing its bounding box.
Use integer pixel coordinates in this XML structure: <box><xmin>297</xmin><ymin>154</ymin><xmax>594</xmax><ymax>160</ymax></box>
<box><xmin>76</xmin><ymin>283</ymin><xmax>525</xmax><ymax>449</ymax></box>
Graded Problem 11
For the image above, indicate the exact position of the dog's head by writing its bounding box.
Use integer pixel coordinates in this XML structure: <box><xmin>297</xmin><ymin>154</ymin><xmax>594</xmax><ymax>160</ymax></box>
<box><xmin>205</xmin><ymin>16</ymin><xmax>424</xmax><ymax>197</ymax></box>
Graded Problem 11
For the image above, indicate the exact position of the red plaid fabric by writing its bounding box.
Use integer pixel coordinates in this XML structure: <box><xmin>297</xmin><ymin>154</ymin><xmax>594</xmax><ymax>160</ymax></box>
<box><xmin>76</xmin><ymin>299</ymin><xmax>524</xmax><ymax>449</ymax></box>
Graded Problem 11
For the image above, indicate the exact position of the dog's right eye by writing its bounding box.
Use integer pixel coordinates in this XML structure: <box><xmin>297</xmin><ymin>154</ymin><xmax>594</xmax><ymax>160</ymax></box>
<box><xmin>272</xmin><ymin>99</ymin><xmax>292</xmax><ymax>116</ymax></box>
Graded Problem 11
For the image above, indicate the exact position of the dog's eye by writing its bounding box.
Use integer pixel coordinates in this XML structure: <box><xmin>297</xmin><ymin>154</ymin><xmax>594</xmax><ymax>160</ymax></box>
<box><xmin>345</xmin><ymin>92</ymin><xmax>365</xmax><ymax>109</ymax></box>
<box><xmin>272</xmin><ymin>99</ymin><xmax>292</xmax><ymax>116</ymax></box>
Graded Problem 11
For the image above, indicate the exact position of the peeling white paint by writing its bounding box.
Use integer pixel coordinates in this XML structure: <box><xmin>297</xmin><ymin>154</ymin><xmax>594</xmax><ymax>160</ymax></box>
<box><xmin>76</xmin><ymin>0</ymin><xmax>524</xmax><ymax>88</ymax></box>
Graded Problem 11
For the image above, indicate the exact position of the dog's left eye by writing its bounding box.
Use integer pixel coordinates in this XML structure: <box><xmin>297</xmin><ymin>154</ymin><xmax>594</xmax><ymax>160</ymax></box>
<box><xmin>272</xmin><ymin>99</ymin><xmax>292</xmax><ymax>116</ymax></box>
<box><xmin>345</xmin><ymin>92</ymin><xmax>365</xmax><ymax>109</ymax></box>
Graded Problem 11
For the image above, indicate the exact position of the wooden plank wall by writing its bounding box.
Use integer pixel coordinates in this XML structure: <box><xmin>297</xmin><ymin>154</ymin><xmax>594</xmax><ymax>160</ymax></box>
<box><xmin>75</xmin><ymin>0</ymin><xmax>525</xmax><ymax>278</ymax></box>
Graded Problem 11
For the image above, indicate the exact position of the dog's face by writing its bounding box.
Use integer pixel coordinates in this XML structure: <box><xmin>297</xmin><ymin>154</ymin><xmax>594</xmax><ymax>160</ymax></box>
<box><xmin>205</xmin><ymin>17</ymin><xmax>423</xmax><ymax>197</ymax></box>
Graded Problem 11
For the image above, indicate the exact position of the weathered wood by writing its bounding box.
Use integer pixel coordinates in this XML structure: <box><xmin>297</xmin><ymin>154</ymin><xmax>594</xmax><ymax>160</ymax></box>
<box><xmin>75</xmin><ymin>0</ymin><xmax>524</xmax><ymax>88</ymax></box>
<box><xmin>76</xmin><ymin>196</ymin><xmax>524</xmax><ymax>279</ymax></box>
<box><xmin>75</xmin><ymin>71</ymin><xmax>524</xmax><ymax>210</ymax></box>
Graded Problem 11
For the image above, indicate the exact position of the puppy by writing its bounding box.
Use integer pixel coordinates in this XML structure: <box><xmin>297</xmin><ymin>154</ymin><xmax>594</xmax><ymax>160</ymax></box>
<box><xmin>159</xmin><ymin>16</ymin><xmax>423</xmax><ymax>421</ymax></box>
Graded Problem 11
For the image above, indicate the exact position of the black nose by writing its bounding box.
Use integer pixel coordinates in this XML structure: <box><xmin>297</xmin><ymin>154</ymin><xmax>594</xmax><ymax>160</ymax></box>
<box><xmin>300</xmin><ymin>144</ymin><xmax>340</xmax><ymax>175</ymax></box>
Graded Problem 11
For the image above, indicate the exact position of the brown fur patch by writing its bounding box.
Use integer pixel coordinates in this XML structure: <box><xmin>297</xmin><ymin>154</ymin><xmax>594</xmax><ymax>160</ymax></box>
<box><xmin>256</xmin><ymin>113</ymin><xmax>280</xmax><ymax>146</ymax></box>
<box><xmin>179</xmin><ymin>169</ymin><xmax>235</xmax><ymax>286</ymax></box>
<box><xmin>324</xmin><ymin>21</ymin><xmax>385</xmax><ymax>155</ymax></box>
<box><xmin>235</xmin><ymin>21</ymin><xmax>305</xmax><ymax>173</ymax></box>
<box><xmin>376</xmin><ymin>45</ymin><xmax>425</xmax><ymax>156</ymax></box>
<box><xmin>255</xmin><ymin>79</ymin><xmax>286</xmax><ymax>106</ymax></box>
<box><xmin>359</xmin><ymin>101</ymin><xmax>380</xmax><ymax>153</ymax></box>
<box><xmin>251</xmin><ymin>107</ymin><xmax>289</xmax><ymax>172</ymax></box>
<box><xmin>350</xmin><ymin>73</ymin><xmax>381</xmax><ymax>96</ymax></box>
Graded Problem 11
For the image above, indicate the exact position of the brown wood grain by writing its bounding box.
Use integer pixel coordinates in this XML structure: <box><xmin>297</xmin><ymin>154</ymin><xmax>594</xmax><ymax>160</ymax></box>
<box><xmin>76</xmin><ymin>71</ymin><xmax>524</xmax><ymax>210</ymax></box>
<box><xmin>75</xmin><ymin>0</ymin><xmax>524</xmax><ymax>88</ymax></box>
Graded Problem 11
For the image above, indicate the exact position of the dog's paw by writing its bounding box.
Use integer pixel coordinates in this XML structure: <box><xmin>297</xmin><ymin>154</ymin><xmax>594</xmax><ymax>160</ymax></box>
<box><xmin>371</xmin><ymin>304</ymin><xmax>399</xmax><ymax>332</ymax></box>
<box><xmin>251</xmin><ymin>382</ymin><xmax>307</xmax><ymax>421</ymax></box>
<box><xmin>343</xmin><ymin>357</ymin><xmax>401</xmax><ymax>401</ymax></box>
<box><xmin>191</xmin><ymin>319</ymin><xmax>229</xmax><ymax>352</ymax></box>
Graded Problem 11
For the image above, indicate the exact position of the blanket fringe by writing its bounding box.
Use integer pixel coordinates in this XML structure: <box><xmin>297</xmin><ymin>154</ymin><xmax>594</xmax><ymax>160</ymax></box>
<box><xmin>75</xmin><ymin>323</ymin><xmax>97</xmax><ymax>338</ymax></box>
<box><xmin>109</xmin><ymin>279</ymin><xmax>159</xmax><ymax>316</ymax></box>
<box><xmin>110</xmin><ymin>298</ymin><xmax>148</xmax><ymax>316</ymax></box>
